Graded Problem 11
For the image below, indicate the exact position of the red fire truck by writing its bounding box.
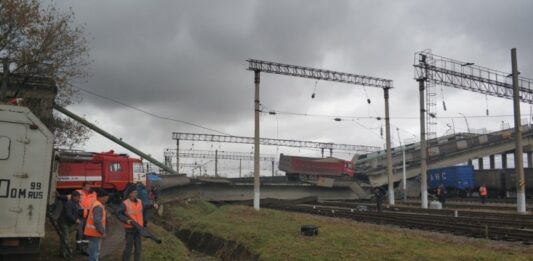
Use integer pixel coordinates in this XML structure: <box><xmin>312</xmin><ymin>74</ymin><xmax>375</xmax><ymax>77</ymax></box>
<box><xmin>278</xmin><ymin>154</ymin><xmax>355</xmax><ymax>181</ymax></box>
<box><xmin>56</xmin><ymin>150</ymin><xmax>146</xmax><ymax>194</ymax></box>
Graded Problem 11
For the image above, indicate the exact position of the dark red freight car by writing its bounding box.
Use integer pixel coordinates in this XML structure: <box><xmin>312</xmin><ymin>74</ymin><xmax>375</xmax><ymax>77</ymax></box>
<box><xmin>279</xmin><ymin>154</ymin><xmax>355</xmax><ymax>181</ymax></box>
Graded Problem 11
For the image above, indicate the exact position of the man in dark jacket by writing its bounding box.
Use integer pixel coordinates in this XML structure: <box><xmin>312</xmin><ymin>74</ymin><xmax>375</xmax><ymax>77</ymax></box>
<box><xmin>436</xmin><ymin>184</ymin><xmax>447</xmax><ymax>207</ymax></box>
<box><xmin>373</xmin><ymin>187</ymin><xmax>385</xmax><ymax>213</ymax></box>
<box><xmin>58</xmin><ymin>190</ymin><xmax>81</xmax><ymax>259</ymax></box>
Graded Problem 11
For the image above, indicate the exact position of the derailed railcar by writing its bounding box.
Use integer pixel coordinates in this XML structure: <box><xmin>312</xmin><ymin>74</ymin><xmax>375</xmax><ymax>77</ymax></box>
<box><xmin>278</xmin><ymin>154</ymin><xmax>355</xmax><ymax>181</ymax></box>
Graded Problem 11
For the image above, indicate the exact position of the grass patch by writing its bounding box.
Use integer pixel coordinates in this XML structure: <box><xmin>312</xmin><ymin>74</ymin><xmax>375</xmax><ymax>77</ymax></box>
<box><xmin>164</xmin><ymin>200</ymin><xmax>533</xmax><ymax>261</ymax></box>
<box><xmin>141</xmin><ymin>222</ymin><xmax>190</xmax><ymax>261</ymax></box>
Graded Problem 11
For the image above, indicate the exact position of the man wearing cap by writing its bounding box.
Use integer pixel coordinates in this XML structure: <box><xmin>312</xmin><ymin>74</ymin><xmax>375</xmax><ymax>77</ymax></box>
<box><xmin>118</xmin><ymin>186</ymin><xmax>158</xmax><ymax>261</ymax></box>
<box><xmin>58</xmin><ymin>190</ymin><xmax>81</xmax><ymax>259</ymax></box>
<box><xmin>84</xmin><ymin>189</ymin><xmax>109</xmax><ymax>261</ymax></box>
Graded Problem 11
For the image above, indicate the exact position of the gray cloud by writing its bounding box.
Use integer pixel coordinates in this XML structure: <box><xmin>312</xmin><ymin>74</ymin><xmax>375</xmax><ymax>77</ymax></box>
<box><xmin>54</xmin><ymin>0</ymin><xmax>533</xmax><ymax>175</ymax></box>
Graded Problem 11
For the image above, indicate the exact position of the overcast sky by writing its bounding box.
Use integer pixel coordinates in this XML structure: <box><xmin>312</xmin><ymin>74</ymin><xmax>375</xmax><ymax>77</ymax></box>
<box><xmin>56</xmin><ymin>0</ymin><xmax>533</xmax><ymax>176</ymax></box>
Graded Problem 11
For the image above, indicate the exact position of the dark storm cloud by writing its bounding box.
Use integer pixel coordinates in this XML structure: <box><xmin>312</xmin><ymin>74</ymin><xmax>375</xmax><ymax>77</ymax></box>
<box><xmin>54</xmin><ymin>0</ymin><xmax>533</xmax><ymax>163</ymax></box>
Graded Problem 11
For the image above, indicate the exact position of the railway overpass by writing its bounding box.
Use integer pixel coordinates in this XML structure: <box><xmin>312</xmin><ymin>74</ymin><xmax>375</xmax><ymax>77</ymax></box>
<box><xmin>158</xmin><ymin>126</ymin><xmax>533</xmax><ymax>200</ymax></box>
<box><xmin>356</xmin><ymin>125</ymin><xmax>533</xmax><ymax>188</ymax></box>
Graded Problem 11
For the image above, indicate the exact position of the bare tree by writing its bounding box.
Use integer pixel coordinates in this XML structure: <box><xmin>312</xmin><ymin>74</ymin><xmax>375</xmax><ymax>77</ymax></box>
<box><xmin>0</xmin><ymin>0</ymin><xmax>91</xmax><ymax>148</ymax></box>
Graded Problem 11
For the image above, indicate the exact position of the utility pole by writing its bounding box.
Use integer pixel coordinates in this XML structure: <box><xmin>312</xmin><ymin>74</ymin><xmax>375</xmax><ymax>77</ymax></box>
<box><xmin>215</xmin><ymin>149</ymin><xmax>218</xmax><ymax>177</ymax></box>
<box><xmin>418</xmin><ymin>54</ymin><xmax>428</xmax><ymax>209</ymax></box>
<box><xmin>396</xmin><ymin>128</ymin><xmax>407</xmax><ymax>201</ymax></box>
<box><xmin>384</xmin><ymin>87</ymin><xmax>394</xmax><ymax>205</ymax></box>
<box><xmin>1</xmin><ymin>59</ymin><xmax>8</xmax><ymax>102</ymax></box>
<box><xmin>254</xmin><ymin>70</ymin><xmax>261</xmax><ymax>210</ymax></box>
<box><xmin>511</xmin><ymin>48</ymin><xmax>526</xmax><ymax>214</ymax></box>
<box><xmin>271</xmin><ymin>160</ymin><xmax>275</xmax><ymax>178</ymax></box>
<box><xmin>176</xmin><ymin>139</ymin><xmax>180</xmax><ymax>174</ymax></box>
<box><xmin>239</xmin><ymin>159</ymin><xmax>242</xmax><ymax>178</ymax></box>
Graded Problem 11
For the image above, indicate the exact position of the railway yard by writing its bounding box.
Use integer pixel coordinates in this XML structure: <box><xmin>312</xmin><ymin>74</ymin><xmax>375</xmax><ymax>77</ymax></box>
<box><xmin>3</xmin><ymin>1</ymin><xmax>533</xmax><ymax>260</ymax></box>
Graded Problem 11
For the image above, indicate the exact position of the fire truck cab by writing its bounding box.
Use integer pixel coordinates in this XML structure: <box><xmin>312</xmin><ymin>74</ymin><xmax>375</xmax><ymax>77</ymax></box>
<box><xmin>56</xmin><ymin>150</ymin><xmax>146</xmax><ymax>194</ymax></box>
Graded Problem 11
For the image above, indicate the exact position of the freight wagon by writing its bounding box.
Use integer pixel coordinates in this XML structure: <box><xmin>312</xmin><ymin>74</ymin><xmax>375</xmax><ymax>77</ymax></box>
<box><xmin>475</xmin><ymin>169</ymin><xmax>533</xmax><ymax>198</ymax></box>
<box><xmin>278</xmin><ymin>154</ymin><xmax>355</xmax><ymax>181</ymax></box>
<box><xmin>426</xmin><ymin>166</ymin><xmax>533</xmax><ymax>198</ymax></box>
<box><xmin>428</xmin><ymin>166</ymin><xmax>475</xmax><ymax>196</ymax></box>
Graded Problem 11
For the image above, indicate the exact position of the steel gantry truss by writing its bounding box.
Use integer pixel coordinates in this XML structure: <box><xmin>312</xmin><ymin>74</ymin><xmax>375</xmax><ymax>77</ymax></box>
<box><xmin>247</xmin><ymin>59</ymin><xmax>393</xmax><ymax>88</ymax></box>
<box><xmin>164</xmin><ymin>149</ymin><xmax>277</xmax><ymax>178</ymax></box>
<box><xmin>414</xmin><ymin>51</ymin><xmax>533</xmax><ymax>103</ymax></box>
<box><xmin>165</xmin><ymin>149</ymin><xmax>276</xmax><ymax>161</ymax></box>
<box><xmin>414</xmin><ymin>49</ymin><xmax>531</xmax><ymax>213</ymax></box>
<box><xmin>247</xmin><ymin>59</ymin><xmax>396</xmax><ymax>209</ymax></box>
<box><xmin>172</xmin><ymin>132</ymin><xmax>380</xmax><ymax>154</ymax></box>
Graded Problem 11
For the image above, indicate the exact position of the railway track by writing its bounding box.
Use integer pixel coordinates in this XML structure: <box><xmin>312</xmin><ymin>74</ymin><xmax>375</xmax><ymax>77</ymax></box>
<box><xmin>320</xmin><ymin>200</ymin><xmax>533</xmax><ymax>222</ymax></box>
<box><xmin>343</xmin><ymin>199</ymin><xmax>530</xmax><ymax>212</ymax></box>
<box><xmin>440</xmin><ymin>198</ymin><xmax>533</xmax><ymax>204</ymax></box>
<box><xmin>267</xmin><ymin>203</ymin><xmax>533</xmax><ymax>244</ymax></box>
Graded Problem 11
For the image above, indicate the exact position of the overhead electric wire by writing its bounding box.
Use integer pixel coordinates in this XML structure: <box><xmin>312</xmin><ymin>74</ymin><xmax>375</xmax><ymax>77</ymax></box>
<box><xmin>74</xmin><ymin>86</ymin><xmax>232</xmax><ymax>136</ymax></box>
<box><xmin>260</xmin><ymin>107</ymin><xmax>517</xmax><ymax>120</ymax></box>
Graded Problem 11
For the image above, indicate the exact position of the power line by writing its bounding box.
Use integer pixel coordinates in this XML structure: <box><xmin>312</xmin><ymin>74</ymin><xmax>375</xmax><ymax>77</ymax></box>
<box><xmin>260</xmin><ymin>107</ymin><xmax>518</xmax><ymax>120</ymax></box>
<box><xmin>74</xmin><ymin>86</ymin><xmax>232</xmax><ymax>136</ymax></box>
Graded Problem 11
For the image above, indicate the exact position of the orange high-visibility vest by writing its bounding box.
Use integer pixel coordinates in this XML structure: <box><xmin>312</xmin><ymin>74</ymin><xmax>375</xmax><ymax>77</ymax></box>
<box><xmin>78</xmin><ymin>190</ymin><xmax>97</xmax><ymax>218</ymax></box>
<box><xmin>479</xmin><ymin>186</ymin><xmax>488</xmax><ymax>196</ymax></box>
<box><xmin>84</xmin><ymin>200</ymin><xmax>107</xmax><ymax>238</ymax></box>
<box><xmin>123</xmin><ymin>199</ymin><xmax>144</xmax><ymax>228</ymax></box>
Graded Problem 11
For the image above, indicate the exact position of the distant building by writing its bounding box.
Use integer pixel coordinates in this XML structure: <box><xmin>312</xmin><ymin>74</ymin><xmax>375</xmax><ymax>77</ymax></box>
<box><xmin>0</xmin><ymin>74</ymin><xmax>57</xmax><ymax>128</ymax></box>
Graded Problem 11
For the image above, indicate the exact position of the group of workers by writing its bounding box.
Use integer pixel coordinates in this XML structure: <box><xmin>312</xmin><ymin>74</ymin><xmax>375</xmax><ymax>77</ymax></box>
<box><xmin>372</xmin><ymin>184</ymin><xmax>490</xmax><ymax>212</ymax></box>
<box><xmin>57</xmin><ymin>181</ymin><xmax>159</xmax><ymax>261</ymax></box>
<box><xmin>435</xmin><ymin>184</ymin><xmax>489</xmax><ymax>206</ymax></box>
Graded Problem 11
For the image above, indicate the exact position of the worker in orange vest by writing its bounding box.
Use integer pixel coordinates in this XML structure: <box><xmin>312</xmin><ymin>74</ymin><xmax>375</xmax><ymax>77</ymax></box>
<box><xmin>84</xmin><ymin>189</ymin><xmax>109</xmax><ymax>261</ymax></box>
<box><xmin>118</xmin><ymin>186</ymin><xmax>158</xmax><ymax>261</ymax></box>
<box><xmin>479</xmin><ymin>184</ymin><xmax>488</xmax><ymax>204</ymax></box>
<box><xmin>77</xmin><ymin>181</ymin><xmax>97</xmax><ymax>218</ymax></box>
<box><xmin>75</xmin><ymin>181</ymin><xmax>97</xmax><ymax>253</ymax></box>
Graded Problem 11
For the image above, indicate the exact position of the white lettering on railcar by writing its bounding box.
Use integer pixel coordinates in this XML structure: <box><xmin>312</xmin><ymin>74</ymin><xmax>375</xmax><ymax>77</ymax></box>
<box><xmin>0</xmin><ymin>180</ymin><xmax>44</xmax><ymax>199</ymax></box>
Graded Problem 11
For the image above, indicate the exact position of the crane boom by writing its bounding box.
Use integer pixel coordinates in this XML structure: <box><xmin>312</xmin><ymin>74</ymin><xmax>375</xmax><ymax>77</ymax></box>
<box><xmin>54</xmin><ymin>105</ymin><xmax>179</xmax><ymax>175</ymax></box>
